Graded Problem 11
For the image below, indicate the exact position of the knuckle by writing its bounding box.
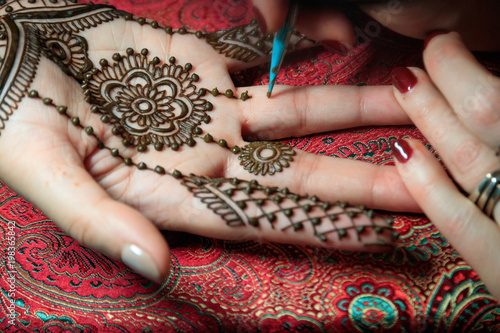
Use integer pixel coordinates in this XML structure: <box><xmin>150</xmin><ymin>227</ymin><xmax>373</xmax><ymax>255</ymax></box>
<box><xmin>66</xmin><ymin>215</ymin><xmax>94</xmax><ymax>248</ymax></box>
<box><xmin>425</xmin><ymin>40</ymin><xmax>461</xmax><ymax>70</ymax></box>
<box><xmin>461</xmin><ymin>85</ymin><xmax>500</xmax><ymax>128</ymax></box>
<box><xmin>441</xmin><ymin>201</ymin><xmax>477</xmax><ymax>240</ymax></box>
<box><xmin>451</xmin><ymin>138</ymin><xmax>483</xmax><ymax>175</ymax></box>
<box><xmin>296</xmin><ymin>153</ymin><xmax>320</xmax><ymax>197</ymax></box>
<box><xmin>293</xmin><ymin>89</ymin><xmax>310</xmax><ymax>136</ymax></box>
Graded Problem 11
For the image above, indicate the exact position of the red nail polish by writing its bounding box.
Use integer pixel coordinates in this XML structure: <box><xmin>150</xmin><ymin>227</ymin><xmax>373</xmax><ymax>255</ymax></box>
<box><xmin>391</xmin><ymin>67</ymin><xmax>417</xmax><ymax>93</ymax></box>
<box><xmin>253</xmin><ymin>8</ymin><xmax>267</xmax><ymax>34</ymax></box>
<box><xmin>319</xmin><ymin>40</ymin><xmax>349</xmax><ymax>56</ymax></box>
<box><xmin>390</xmin><ymin>139</ymin><xmax>413</xmax><ymax>163</ymax></box>
<box><xmin>424</xmin><ymin>30</ymin><xmax>448</xmax><ymax>49</ymax></box>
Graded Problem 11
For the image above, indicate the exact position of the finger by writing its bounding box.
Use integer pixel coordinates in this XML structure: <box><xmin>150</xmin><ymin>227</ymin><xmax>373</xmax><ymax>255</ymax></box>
<box><xmin>239</xmin><ymin>85</ymin><xmax>411</xmax><ymax>140</ymax></box>
<box><xmin>296</xmin><ymin>6</ymin><xmax>355</xmax><ymax>52</ymax></box>
<box><xmin>391</xmin><ymin>66</ymin><xmax>500</xmax><ymax>192</ymax></box>
<box><xmin>424</xmin><ymin>32</ymin><xmax>500</xmax><ymax>146</ymax></box>
<box><xmin>391</xmin><ymin>138</ymin><xmax>500</xmax><ymax>299</ymax></box>
<box><xmin>0</xmin><ymin>121</ymin><xmax>170</xmax><ymax>283</ymax></box>
<box><xmin>224</xmin><ymin>143</ymin><xmax>420</xmax><ymax>213</ymax></box>
<box><xmin>252</xmin><ymin>0</ymin><xmax>290</xmax><ymax>34</ymax></box>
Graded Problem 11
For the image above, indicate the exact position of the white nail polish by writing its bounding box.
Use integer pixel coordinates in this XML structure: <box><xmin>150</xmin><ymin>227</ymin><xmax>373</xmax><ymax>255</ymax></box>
<box><xmin>121</xmin><ymin>244</ymin><xmax>161</xmax><ymax>283</ymax></box>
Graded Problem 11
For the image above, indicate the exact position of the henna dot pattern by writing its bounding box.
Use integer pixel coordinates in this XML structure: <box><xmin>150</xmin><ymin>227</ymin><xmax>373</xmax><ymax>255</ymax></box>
<box><xmin>239</xmin><ymin>141</ymin><xmax>296</xmax><ymax>176</ymax></box>
<box><xmin>83</xmin><ymin>50</ymin><xmax>210</xmax><ymax>150</ymax></box>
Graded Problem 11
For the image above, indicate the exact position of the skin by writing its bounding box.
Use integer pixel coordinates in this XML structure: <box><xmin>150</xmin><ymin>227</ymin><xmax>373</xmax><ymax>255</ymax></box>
<box><xmin>0</xmin><ymin>12</ymin><xmax>420</xmax><ymax>283</ymax></box>
<box><xmin>392</xmin><ymin>32</ymin><xmax>500</xmax><ymax>299</ymax></box>
<box><xmin>252</xmin><ymin>0</ymin><xmax>500</xmax><ymax>298</ymax></box>
<box><xmin>252</xmin><ymin>0</ymin><xmax>500</xmax><ymax>51</ymax></box>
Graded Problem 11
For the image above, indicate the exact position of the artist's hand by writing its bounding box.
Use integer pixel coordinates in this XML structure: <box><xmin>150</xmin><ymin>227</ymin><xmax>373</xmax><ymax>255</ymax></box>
<box><xmin>389</xmin><ymin>32</ymin><xmax>500</xmax><ymax>299</ymax></box>
<box><xmin>252</xmin><ymin>0</ymin><xmax>500</xmax><ymax>52</ymax></box>
<box><xmin>0</xmin><ymin>4</ymin><xmax>417</xmax><ymax>283</ymax></box>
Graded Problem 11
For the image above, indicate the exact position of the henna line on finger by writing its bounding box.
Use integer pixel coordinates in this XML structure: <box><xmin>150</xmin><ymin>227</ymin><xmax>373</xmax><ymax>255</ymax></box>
<box><xmin>28</xmin><ymin>90</ymin><xmax>397</xmax><ymax>246</ymax></box>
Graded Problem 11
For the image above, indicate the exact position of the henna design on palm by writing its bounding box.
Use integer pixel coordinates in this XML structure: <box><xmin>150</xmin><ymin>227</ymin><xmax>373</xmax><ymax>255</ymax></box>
<box><xmin>0</xmin><ymin>0</ymin><xmax>120</xmax><ymax>132</ymax></box>
<box><xmin>0</xmin><ymin>1</ymin><xmax>397</xmax><ymax>246</ymax></box>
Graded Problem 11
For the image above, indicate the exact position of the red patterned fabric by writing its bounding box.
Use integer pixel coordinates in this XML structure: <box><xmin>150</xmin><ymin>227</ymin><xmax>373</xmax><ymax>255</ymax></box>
<box><xmin>1</xmin><ymin>0</ymin><xmax>500</xmax><ymax>332</ymax></box>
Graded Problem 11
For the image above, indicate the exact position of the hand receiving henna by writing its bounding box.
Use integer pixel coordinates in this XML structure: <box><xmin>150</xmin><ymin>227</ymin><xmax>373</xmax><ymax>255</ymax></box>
<box><xmin>389</xmin><ymin>32</ymin><xmax>500</xmax><ymax>299</ymax></box>
<box><xmin>0</xmin><ymin>1</ymin><xmax>415</xmax><ymax>282</ymax></box>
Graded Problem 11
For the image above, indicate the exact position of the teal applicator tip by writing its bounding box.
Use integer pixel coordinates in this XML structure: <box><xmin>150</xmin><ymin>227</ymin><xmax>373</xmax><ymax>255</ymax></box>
<box><xmin>266</xmin><ymin>0</ymin><xmax>298</xmax><ymax>98</ymax></box>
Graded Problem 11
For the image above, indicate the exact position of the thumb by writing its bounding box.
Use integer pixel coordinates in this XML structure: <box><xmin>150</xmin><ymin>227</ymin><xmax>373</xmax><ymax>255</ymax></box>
<box><xmin>252</xmin><ymin>0</ymin><xmax>290</xmax><ymax>34</ymax></box>
<box><xmin>0</xmin><ymin>143</ymin><xmax>170</xmax><ymax>283</ymax></box>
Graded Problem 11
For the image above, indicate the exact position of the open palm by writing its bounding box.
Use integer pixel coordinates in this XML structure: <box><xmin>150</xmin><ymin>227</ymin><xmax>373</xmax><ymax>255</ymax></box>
<box><xmin>0</xmin><ymin>1</ymin><xmax>416</xmax><ymax>282</ymax></box>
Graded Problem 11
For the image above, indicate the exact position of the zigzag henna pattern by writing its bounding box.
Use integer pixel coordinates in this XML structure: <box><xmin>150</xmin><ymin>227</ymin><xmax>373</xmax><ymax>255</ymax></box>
<box><xmin>0</xmin><ymin>0</ymin><xmax>121</xmax><ymax>133</ymax></box>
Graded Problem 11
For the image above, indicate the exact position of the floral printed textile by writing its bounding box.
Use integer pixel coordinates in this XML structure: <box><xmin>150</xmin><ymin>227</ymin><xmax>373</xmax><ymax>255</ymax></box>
<box><xmin>1</xmin><ymin>0</ymin><xmax>500</xmax><ymax>332</ymax></box>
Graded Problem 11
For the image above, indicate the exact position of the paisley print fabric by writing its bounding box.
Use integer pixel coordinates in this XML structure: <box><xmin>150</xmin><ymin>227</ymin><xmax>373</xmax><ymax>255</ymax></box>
<box><xmin>1</xmin><ymin>0</ymin><xmax>499</xmax><ymax>331</ymax></box>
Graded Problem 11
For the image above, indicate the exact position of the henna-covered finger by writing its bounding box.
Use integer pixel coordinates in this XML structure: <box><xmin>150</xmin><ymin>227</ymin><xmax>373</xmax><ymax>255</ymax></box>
<box><xmin>223</xmin><ymin>143</ymin><xmax>420</xmax><ymax>213</ymax></box>
<box><xmin>239</xmin><ymin>84</ymin><xmax>411</xmax><ymax>140</ymax></box>
<box><xmin>178</xmin><ymin>174</ymin><xmax>399</xmax><ymax>251</ymax></box>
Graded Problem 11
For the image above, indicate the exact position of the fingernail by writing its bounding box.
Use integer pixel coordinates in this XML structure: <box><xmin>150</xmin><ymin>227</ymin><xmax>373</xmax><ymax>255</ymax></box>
<box><xmin>121</xmin><ymin>244</ymin><xmax>162</xmax><ymax>283</ymax></box>
<box><xmin>391</xmin><ymin>67</ymin><xmax>417</xmax><ymax>93</ymax></box>
<box><xmin>253</xmin><ymin>7</ymin><xmax>267</xmax><ymax>34</ymax></box>
<box><xmin>390</xmin><ymin>139</ymin><xmax>413</xmax><ymax>163</ymax></box>
<box><xmin>319</xmin><ymin>40</ymin><xmax>349</xmax><ymax>56</ymax></box>
<box><xmin>424</xmin><ymin>30</ymin><xmax>448</xmax><ymax>49</ymax></box>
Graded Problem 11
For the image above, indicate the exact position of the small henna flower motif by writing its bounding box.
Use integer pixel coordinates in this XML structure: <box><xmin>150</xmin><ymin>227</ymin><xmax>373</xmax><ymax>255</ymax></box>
<box><xmin>239</xmin><ymin>141</ymin><xmax>296</xmax><ymax>176</ymax></box>
<box><xmin>116</xmin><ymin>84</ymin><xmax>174</xmax><ymax>129</ymax></box>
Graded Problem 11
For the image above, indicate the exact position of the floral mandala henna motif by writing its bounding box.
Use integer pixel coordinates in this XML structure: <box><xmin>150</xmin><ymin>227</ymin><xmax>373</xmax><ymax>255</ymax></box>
<box><xmin>83</xmin><ymin>50</ymin><xmax>210</xmax><ymax>151</ymax></box>
<box><xmin>239</xmin><ymin>141</ymin><xmax>296</xmax><ymax>176</ymax></box>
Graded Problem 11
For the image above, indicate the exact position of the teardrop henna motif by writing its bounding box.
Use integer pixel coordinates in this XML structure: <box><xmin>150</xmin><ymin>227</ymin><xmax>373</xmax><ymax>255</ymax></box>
<box><xmin>204</xmin><ymin>19</ymin><xmax>315</xmax><ymax>62</ymax></box>
<box><xmin>83</xmin><ymin>51</ymin><xmax>210</xmax><ymax>150</ymax></box>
